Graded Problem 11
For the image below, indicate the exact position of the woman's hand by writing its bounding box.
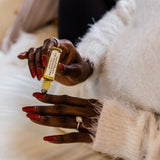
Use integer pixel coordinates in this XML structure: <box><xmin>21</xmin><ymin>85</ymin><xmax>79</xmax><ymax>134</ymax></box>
<box><xmin>22</xmin><ymin>92</ymin><xmax>102</xmax><ymax>144</ymax></box>
<box><xmin>17</xmin><ymin>38</ymin><xmax>93</xmax><ymax>86</ymax></box>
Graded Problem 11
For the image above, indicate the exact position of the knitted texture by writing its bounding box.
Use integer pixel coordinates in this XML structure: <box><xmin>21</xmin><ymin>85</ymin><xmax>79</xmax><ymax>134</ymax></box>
<box><xmin>93</xmin><ymin>99</ymin><xmax>144</xmax><ymax>160</ymax></box>
<box><xmin>75</xmin><ymin>0</ymin><xmax>160</xmax><ymax>159</ymax></box>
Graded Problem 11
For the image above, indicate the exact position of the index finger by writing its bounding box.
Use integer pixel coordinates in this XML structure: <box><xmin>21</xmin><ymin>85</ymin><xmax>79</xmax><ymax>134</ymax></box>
<box><xmin>32</xmin><ymin>92</ymin><xmax>98</xmax><ymax>107</ymax></box>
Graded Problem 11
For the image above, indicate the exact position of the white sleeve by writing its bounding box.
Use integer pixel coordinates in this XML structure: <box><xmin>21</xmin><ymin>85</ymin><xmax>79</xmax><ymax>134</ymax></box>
<box><xmin>76</xmin><ymin>0</ymin><xmax>136</xmax><ymax>80</ymax></box>
<box><xmin>93</xmin><ymin>98</ymin><xmax>160</xmax><ymax>160</ymax></box>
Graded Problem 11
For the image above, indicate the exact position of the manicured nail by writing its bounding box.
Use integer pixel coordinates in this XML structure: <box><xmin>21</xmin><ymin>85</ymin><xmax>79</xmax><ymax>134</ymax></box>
<box><xmin>37</xmin><ymin>68</ymin><xmax>42</xmax><ymax>81</ymax></box>
<box><xmin>59</xmin><ymin>63</ymin><xmax>65</xmax><ymax>73</ymax></box>
<box><xmin>32</xmin><ymin>92</ymin><xmax>45</xmax><ymax>98</ymax></box>
<box><xmin>41</xmin><ymin>55</ymin><xmax>47</xmax><ymax>67</ymax></box>
<box><xmin>43</xmin><ymin>136</ymin><xmax>56</xmax><ymax>142</ymax></box>
<box><xmin>17</xmin><ymin>52</ymin><xmax>26</xmax><ymax>58</ymax></box>
<box><xmin>26</xmin><ymin>113</ymin><xmax>40</xmax><ymax>120</ymax></box>
<box><xmin>22</xmin><ymin>106</ymin><xmax>36</xmax><ymax>113</ymax></box>
<box><xmin>30</xmin><ymin>66</ymin><xmax>36</xmax><ymax>78</ymax></box>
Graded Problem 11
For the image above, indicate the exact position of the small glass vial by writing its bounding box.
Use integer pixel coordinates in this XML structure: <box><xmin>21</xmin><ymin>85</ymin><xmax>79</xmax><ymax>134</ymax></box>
<box><xmin>41</xmin><ymin>46</ymin><xmax>62</xmax><ymax>94</ymax></box>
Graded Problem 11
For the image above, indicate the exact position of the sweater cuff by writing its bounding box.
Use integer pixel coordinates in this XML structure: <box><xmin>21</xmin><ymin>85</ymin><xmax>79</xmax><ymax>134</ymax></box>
<box><xmin>92</xmin><ymin>99</ymin><xmax>145</xmax><ymax>160</ymax></box>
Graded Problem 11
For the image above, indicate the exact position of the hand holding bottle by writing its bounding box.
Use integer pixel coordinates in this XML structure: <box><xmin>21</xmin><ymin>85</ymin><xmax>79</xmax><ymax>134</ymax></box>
<box><xmin>17</xmin><ymin>38</ymin><xmax>93</xmax><ymax>86</ymax></box>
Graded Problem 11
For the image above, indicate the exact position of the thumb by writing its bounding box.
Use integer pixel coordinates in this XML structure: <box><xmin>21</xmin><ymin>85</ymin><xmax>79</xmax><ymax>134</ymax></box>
<box><xmin>17</xmin><ymin>52</ymin><xmax>28</xmax><ymax>59</ymax></box>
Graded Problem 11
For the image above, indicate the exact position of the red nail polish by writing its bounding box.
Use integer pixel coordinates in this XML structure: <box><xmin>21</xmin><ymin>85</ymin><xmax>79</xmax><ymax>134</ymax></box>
<box><xmin>37</xmin><ymin>68</ymin><xmax>42</xmax><ymax>81</ymax></box>
<box><xmin>43</xmin><ymin>136</ymin><xmax>56</xmax><ymax>142</ymax></box>
<box><xmin>41</xmin><ymin>55</ymin><xmax>47</xmax><ymax>67</ymax></box>
<box><xmin>26</xmin><ymin>113</ymin><xmax>40</xmax><ymax>120</ymax></box>
<box><xmin>59</xmin><ymin>63</ymin><xmax>65</xmax><ymax>72</ymax></box>
<box><xmin>17</xmin><ymin>52</ymin><xmax>26</xmax><ymax>58</ymax></box>
<box><xmin>30</xmin><ymin>66</ymin><xmax>36</xmax><ymax>78</ymax></box>
<box><xmin>22</xmin><ymin>106</ymin><xmax>36</xmax><ymax>112</ymax></box>
<box><xmin>32</xmin><ymin>92</ymin><xmax>45</xmax><ymax>98</ymax></box>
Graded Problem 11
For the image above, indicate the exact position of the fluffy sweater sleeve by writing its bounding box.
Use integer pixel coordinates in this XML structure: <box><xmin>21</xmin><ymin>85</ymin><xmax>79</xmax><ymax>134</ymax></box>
<box><xmin>75</xmin><ymin>0</ymin><xmax>160</xmax><ymax>159</ymax></box>
<box><xmin>93</xmin><ymin>99</ymin><xmax>160</xmax><ymax>160</ymax></box>
<box><xmin>76</xmin><ymin>0</ymin><xmax>136</xmax><ymax>81</ymax></box>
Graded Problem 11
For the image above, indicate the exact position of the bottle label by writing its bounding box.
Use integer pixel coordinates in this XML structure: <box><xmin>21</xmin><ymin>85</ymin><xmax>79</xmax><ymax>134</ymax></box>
<box><xmin>45</xmin><ymin>49</ymin><xmax>61</xmax><ymax>78</ymax></box>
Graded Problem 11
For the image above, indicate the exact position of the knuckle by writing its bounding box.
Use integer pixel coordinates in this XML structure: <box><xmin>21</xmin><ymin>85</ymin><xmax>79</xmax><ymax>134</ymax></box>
<box><xmin>28</xmin><ymin>48</ymin><xmax>35</xmax><ymax>59</ymax></box>
<box><xmin>44</xmin><ymin>38</ymin><xmax>59</xmax><ymax>47</ymax></box>
<box><xmin>43</xmin><ymin>38</ymin><xmax>50</xmax><ymax>44</ymax></box>
<box><xmin>42</xmin><ymin>41</ymin><xmax>52</xmax><ymax>51</ymax></box>
<box><xmin>87</xmin><ymin>133</ymin><xmax>94</xmax><ymax>142</ymax></box>
<box><xmin>36</xmin><ymin>47</ymin><xmax>42</xmax><ymax>53</ymax></box>
<box><xmin>88</xmin><ymin>99</ymin><xmax>102</xmax><ymax>108</ymax></box>
<box><xmin>61</xmin><ymin>39</ymin><xmax>73</xmax><ymax>46</ymax></box>
<box><xmin>84</xmin><ymin>100</ymin><xmax>102</xmax><ymax>118</ymax></box>
<box><xmin>51</xmin><ymin>38</ymin><xmax>58</xmax><ymax>43</ymax></box>
<box><xmin>28</xmin><ymin>47</ymin><xmax>35</xmax><ymax>53</ymax></box>
<box><xmin>88</xmin><ymin>99</ymin><xmax>98</xmax><ymax>104</ymax></box>
<box><xmin>83</xmin><ymin>119</ymin><xmax>93</xmax><ymax>128</ymax></box>
<box><xmin>84</xmin><ymin>109</ymin><xmax>96</xmax><ymax>118</ymax></box>
<box><xmin>42</xmin><ymin>46</ymin><xmax>49</xmax><ymax>52</ymax></box>
<box><xmin>82</xmin><ymin>119</ymin><xmax>97</xmax><ymax>139</ymax></box>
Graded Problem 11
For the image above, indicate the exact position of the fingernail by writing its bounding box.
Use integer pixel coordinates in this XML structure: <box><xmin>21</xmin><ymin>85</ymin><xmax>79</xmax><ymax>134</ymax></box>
<box><xmin>26</xmin><ymin>113</ymin><xmax>40</xmax><ymax>120</ymax></box>
<box><xmin>59</xmin><ymin>63</ymin><xmax>65</xmax><ymax>73</ymax></box>
<box><xmin>43</xmin><ymin>136</ymin><xmax>56</xmax><ymax>142</ymax></box>
<box><xmin>17</xmin><ymin>52</ymin><xmax>26</xmax><ymax>58</ymax></box>
<box><xmin>32</xmin><ymin>92</ymin><xmax>45</xmax><ymax>98</ymax></box>
<box><xmin>37</xmin><ymin>68</ymin><xmax>42</xmax><ymax>81</ymax></box>
<box><xmin>30</xmin><ymin>66</ymin><xmax>36</xmax><ymax>78</ymax></box>
<box><xmin>22</xmin><ymin>106</ymin><xmax>36</xmax><ymax>113</ymax></box>
<box><xmin>41</xmin><ymin>55</ymin><xmax>47</xmax><ymax>67</ymax></box>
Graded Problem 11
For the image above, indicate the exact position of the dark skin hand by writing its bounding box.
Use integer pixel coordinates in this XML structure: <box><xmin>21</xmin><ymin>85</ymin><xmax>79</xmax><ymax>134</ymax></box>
<box><xmin>22</xmin><ymin>92</ymin><xmax>102</xmax><ymax>144</ymax></box>
<box><xmin>18</xmin><ymin>38</ymin><xmax>100</xmax><ymax>144</ymax></box>
<box><xmin>17</xmin><ymin>38</ymin><xmax>93</xmax><ymax>86</ymax></box>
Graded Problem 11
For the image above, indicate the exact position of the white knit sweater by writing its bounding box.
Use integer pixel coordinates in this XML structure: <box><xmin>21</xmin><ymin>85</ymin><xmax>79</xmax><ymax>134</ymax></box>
<box><xmin>74</xmin><ymin>0</ymin><xmax>160</xmax><ymax>159</ymax></box>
